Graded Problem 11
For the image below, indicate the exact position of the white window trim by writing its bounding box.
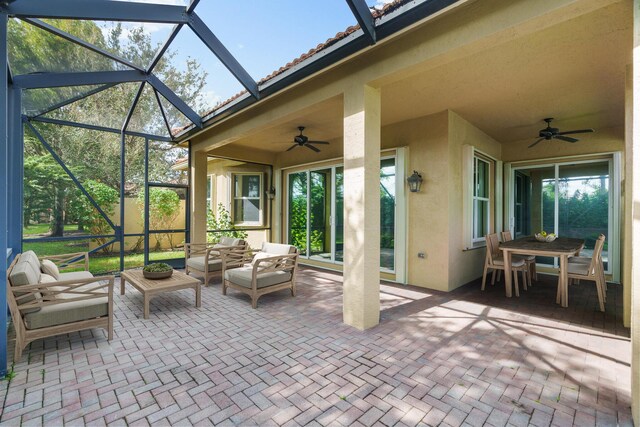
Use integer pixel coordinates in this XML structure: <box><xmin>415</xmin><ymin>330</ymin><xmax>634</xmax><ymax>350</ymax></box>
<box><xmin>231</xmin><ymin>172</ymin><xmax>263</xmax><ymax>226</ymax></box>
<box><xmin>462</xmin><ymin>145</ymin><xmax>498</xmax><ymax>250</ymax></box>
<box><xmin>472</xmin><ymin>156</ymin><xmax>491</xmax><ymax>244</ymax></box>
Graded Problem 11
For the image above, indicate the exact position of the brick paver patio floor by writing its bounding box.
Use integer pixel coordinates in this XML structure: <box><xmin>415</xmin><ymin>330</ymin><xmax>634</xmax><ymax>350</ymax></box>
<box><xmin>0</xmin><ymin>267</ymin><xmax>632</xmax><ymax>426</ymax></box>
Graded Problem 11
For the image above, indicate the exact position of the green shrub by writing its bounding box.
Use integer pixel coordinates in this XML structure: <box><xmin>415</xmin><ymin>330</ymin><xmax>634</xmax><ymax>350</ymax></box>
<box><xmin>207</xmin><ymin>203</ymin><xmax>248</xmax><ymax>243</ymax></box>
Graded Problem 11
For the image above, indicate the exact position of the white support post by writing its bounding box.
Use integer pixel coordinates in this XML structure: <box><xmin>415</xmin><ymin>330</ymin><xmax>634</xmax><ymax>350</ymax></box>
<box><xmin>342</xmin><ymin>84</ymin><xmax>381</xmax><ymax>330</ymax></box>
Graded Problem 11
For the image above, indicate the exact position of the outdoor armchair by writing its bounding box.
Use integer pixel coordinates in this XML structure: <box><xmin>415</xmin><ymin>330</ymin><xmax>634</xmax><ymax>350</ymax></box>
<box><xmin>7</xmin><ymin>251</ymin><xmax>114</xmax><ymax>361</ymax></box>
<box><xmin>221</xmin><ymin>242</ymin><xmax>299</xmax><ymax>308</ymax></box>
<box><xmin>185</xmin><ymin>236</ymin><xmax>247</xmax><ymax>285</ymax></box>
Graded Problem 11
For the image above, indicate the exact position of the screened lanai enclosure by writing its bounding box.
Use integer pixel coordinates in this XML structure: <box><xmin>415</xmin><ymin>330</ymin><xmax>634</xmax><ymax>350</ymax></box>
<box><xmin>0</xmin><ymin>0</ymin><xmax>463</xmax><ymax>377</ymax></box>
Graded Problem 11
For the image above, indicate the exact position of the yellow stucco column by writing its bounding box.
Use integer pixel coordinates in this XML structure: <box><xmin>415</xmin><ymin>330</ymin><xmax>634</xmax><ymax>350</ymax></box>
<box><xmin>631</xmin><ymin>1</ymin><xmax>640</xmax><ymax>423</ymax></box>
<box><xmin>191</xmin><ymin>149</ymin><xmax>208</xmax><ymax>244</ymax></box>
<box><xmin>342</xmin><ymin>84</ymin><xmax>381</xmax><ymax>330</ymax></box>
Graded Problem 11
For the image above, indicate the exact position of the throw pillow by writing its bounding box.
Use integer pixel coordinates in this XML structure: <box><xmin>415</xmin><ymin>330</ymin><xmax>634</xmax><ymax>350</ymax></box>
<box><xmin>41</xmin><ymin>259</ymin><xmax>60</xmax><ymax>279</ymax></box>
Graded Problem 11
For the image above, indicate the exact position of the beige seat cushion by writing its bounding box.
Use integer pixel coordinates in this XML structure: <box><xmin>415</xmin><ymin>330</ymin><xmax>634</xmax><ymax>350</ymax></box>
<box><xmin>261</xmin><ymin>242</ymin><xmax>296</xmax><ymax>255</ymax></box>
<box><xmin>187</xmin><ymin>256</ymin><xmax>222</xmax><ymax>272</ymax></box>
<box><xmin>23</xmin><ymin>283</ymin><xmax>108</xmax><ymax>330</ymax></box>
<box><xmin>224</xmin><ymin>267</ymin><xmax>292</xmax><ymax>289</ymax></box>
<box><xmin>568</xmin><ymin>263</ymin><xmax>591</xmax><ymax>276</ymax></box>
<box><xmin>22</xmin><ymin>251</ymin><xmax>43</xmax><ymax>277</ymax></box>
<box><xmin>219</xmin><ymin>237</ymin><xmax>242</xmax><ymax>247</ymax></box>
<box><xmin>58</xmin><ymin>271</ymin><xmax>94</xmax><ymax>281</ymax></box>
<box><xmin>569</xmin><ymin>256</ymin><xmax>591</xmax><ymax>264</ymax></box>
<box><xmin>491</xmin><ymin>256</ymin><xmax>525</xmax><ymax>267</ymax></box>
<box><xmin>9</xmin><ymin>258</ymin><xmax>43</xmax><ymax>313</ymax></box>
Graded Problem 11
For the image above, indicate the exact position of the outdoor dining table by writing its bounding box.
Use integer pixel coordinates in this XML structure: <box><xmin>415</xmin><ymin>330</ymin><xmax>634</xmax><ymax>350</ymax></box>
<box><xmin>499</xmin><ymin>236</ymin><xmax>585</xmax><ymax>307</ymax></box>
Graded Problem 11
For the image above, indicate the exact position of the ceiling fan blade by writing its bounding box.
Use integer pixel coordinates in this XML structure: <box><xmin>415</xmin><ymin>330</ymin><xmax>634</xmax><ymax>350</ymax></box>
<box><xmin>305</xmin><ymin>144</ymin><xmax>321</xmax><ymax>153</ymax></box>
<box><xmin>557</xmin><ymin>129</ymin><xmax>594</xmax><ymax>135</ymax></box>
<box><xmin>555</xmin><ymin>135</ymin><xmax>579</xmax><ymax>143</ymax></box>
<box><xmin>528</xmin><ymin>138</ymin><xmax>545</xmax><ymax>148</ymax></box>
<box><xmin>307</xmin><ymin>140</ymin><xmax>330</xmax><ymax>145</ymax></box>
<box><xmin>286</xmin><ymin>144</ymin><xmax>298</xmax><ymax>152</ymax></box>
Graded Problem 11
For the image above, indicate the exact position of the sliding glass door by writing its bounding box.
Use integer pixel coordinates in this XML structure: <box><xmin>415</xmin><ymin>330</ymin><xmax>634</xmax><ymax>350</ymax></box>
<box><xmin>511</xmin><ymin>159</ymin><xmax>615</xmax><ymax>274</ymax></box>
<box><xmin>287</xmin><ymin>157</ymin><xmax>398</xmax><ymax>272</ymax></box>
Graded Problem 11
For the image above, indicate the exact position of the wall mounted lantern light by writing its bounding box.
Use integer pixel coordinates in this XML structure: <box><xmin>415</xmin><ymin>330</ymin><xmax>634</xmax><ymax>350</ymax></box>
<box><xmin>407</xmin><ymin>171</ymin><xmax>423</xmax><ymax>193</ymax></box>
<box><xmin>266</xmin><ymin>187</ymin><xmax>276</xmax><ymax>200</ymax></box>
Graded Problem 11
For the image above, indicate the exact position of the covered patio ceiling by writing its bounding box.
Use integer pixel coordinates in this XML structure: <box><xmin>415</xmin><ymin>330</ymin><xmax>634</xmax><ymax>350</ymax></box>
<box><xmin>211</xmin><ymin>0</ymin><xmax>631</xmax><ymax>155</ymax></box>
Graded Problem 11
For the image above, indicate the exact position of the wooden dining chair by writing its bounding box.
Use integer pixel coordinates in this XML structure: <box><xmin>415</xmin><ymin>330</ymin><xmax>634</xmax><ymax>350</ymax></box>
<box><xmin>566</xmin><ymin>234</ymin><xmax>607</xmax><ymax>310</ymax></box>
<box><xmin>569</xmin><ymin>234</ymin><xmax>607</xmax><ymax>293</ymax></box>
<box><xmin>481</xmin><ymin>233</ymin><xmax>529</xmax><ymax>296</ymax></box>
<box><xmin>501</xmin><ymin>230</ymin><xmax>536</xmax><ymax>283</ymax></box>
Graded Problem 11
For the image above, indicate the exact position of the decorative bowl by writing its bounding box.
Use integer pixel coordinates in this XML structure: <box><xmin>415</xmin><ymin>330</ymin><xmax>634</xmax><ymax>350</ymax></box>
<box><xmin>534</xmin><ymin>233</ymin><xmax>557</xmax><ymax>243</ymax></box>
<box><xmin>142</xmin><ymin>262</ymin><xmax>173</xmax><ymax>280</ymax></box>
<box><xmin>143</xmin><ymin>270</ymin><xmax>173</xmax><ymax>280</ymax></box>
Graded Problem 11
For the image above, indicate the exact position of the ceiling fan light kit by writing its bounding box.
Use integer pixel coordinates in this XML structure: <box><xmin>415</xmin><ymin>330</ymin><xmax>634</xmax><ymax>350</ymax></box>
<box><xmin>527</xmin><ymin>118</ymin><xmax>594</xmax><ymax>148</ymax></box>
<box><xmin>286</xmin><ymin>126</ymin><xmax>330</xmax><ymax>153</ymax></box>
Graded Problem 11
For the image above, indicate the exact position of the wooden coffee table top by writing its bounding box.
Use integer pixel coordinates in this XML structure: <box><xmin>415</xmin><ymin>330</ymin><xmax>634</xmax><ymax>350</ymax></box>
<box><xmin>121</xmin><ymin>269</ymin><xmax>201</xmax><ymax>293</ymax></box>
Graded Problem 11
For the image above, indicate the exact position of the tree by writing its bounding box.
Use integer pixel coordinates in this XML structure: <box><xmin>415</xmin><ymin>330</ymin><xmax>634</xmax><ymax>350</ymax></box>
<box><xmin>137</xmin><ymin>188</ymin><xmax>182</xmax><ymax>250</ymax></box>
<box><xmin>71</xmin><ymin>181</ymin><xmax>119</xmax><ymax>254</ymax></box>
<box><xmin>11</xmin><ymin>18</ymin><xmax>207</xmax><ymax>238</ymax></box>
<box><xmin>23</xmin><ymin>154</ymin><xmax>73</xmax><ymax>232</ymax></box>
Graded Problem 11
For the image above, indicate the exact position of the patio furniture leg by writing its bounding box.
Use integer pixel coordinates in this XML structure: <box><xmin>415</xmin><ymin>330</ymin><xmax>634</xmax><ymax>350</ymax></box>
<box><xmin>532</xmin><ymin>262</ymin><xmax>537</xmax><ymax>281</ymax></box>
<box><xmin>195</xmin><ymin>285</ymin><xmax>201</xmax><ymax>308</ymax></box>
<box><xmin>522</xmin><ymin>269</ymin><xmax>528</xmax><ymax>291</ymax></box>
<box><xmin>120</xmin><ymin>278</ymin><xmax>126</xmax><ymax>295</ymax></box>
<box><xmin>480</xmin><ymin>262</ymin><xmax>495</xmax><ymax>291</ymax></box>
<box><xmin>497</xmin><ymin>270</ymin><xmax>502</xmax><ymax>282</ymax></box>
<box><xmin>594</xmin><ymin>269</ymin><xmax>605</xmax><ymax>312</ymax></box>
<box><xmin>144</xmin><ymin>294</ymin><xmax>150</xmax><ymax>319</ymax></box>
<box><xmin>560</xmin><ymin>255</ymin><xmax>569</xmax><ymax>307</ymax></box>
<box><xmin>503</xmin><ymin>251</ymin><xmax>513</xmax><ymax>297</ymax></box>
<box><xmin>222</xmin><ymin>280</ymin><xmax>227</xmax><ymax>295</ymax></box>
<box><xmin>513</xmin><ymin>270</ymin><xmax>519</xmax><ymax>297</ymax></box>
<box><xmin>251</xmin><ymin>296</ymin><xmax>258</xmax><ymax>309</ymax></box>
<box><xmin>491</xmin><ymin>269</ymin><xmax>496</xmax><ymax>285</ymax></box>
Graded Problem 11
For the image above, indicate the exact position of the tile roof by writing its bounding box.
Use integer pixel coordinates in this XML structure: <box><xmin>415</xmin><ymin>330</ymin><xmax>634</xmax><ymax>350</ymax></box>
<box><xmin>172</xmin><ymin>0</ymin><xmax>413</xmax><ymax>136</ymax></box>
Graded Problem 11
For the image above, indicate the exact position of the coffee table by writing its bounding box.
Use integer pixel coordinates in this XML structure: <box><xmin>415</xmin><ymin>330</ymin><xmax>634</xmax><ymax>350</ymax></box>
<box><xmin>120</xmin><ymin>269</ymin><xmax>201</xmax><ymax>319</ymax></box>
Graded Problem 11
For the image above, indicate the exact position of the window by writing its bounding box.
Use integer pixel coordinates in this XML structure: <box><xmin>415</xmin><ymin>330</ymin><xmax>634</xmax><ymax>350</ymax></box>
<box><xmin>232</xmin><ymin>173</ymin><xmax>262</xmax><ymax>225</ymax></box>
<box><xmin>473</xmin><ymin>156</ymin><xmax>490</xmax><ymax>242</ymax></box>
<box><xmin>286</xmin><ymin>157</ymin><xmax>398</xmax><ymax>271</ymax></box>
<box><xmin>462</xmin><ymin>146</ymin><xmax>497</xmax><ymax>249</ymax></box>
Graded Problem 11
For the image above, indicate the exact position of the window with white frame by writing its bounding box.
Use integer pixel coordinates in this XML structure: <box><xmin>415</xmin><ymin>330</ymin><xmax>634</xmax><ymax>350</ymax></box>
<box><xmin>232</xmin><ymin>173</ymin><xmax>262</xmax><ymax>225</ymax></box>
<box><xmin>463</xmin><ymin>146</ymin><xmax>499</xmax><ymax>249</ymax></box>
<box><xmin>473</xmin><ymin>156</ymin><xmax>491</xmax><ymax>242</ymax></box>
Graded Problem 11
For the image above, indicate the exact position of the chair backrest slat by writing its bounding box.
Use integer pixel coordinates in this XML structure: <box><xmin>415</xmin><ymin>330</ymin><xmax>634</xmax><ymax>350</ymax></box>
<box><xmin>485</xmin><ymin>233</ymin><xmax>500</xmax><ymax>264</ymax></box>
<box><xmin>501</xmin><ymin>230</ymin><xmax>513</xmax><ymax>243</ymax></box>
<box><xmin>590</xmin><ymin>234</ymin><xmax>606</xmax><ymax>273</ymax></box>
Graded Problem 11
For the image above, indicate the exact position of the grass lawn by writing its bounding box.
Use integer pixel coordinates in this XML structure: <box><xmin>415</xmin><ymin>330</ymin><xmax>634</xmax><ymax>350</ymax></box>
<box><xmin>22</xmin><ymin>223</ymin><xmax>186</xmax><ymax>274</ymax></box>
<box><xmin>23</xmin><ymin>223</ymin><xmax>79</xmax><ymax>236</ymax></box>
<box><xmin>91</xmin><ymin>251</ymin><xmax>185</xmax><ymax>274</ymax></box>
<box><xmin>22</xmin><ymin>239</ymin><xmax>184</xmax><ymax>275</ymax></box>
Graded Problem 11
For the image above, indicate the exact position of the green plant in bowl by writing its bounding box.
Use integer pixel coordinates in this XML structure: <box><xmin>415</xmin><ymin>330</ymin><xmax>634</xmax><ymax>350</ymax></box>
<box><xmin>143</xmin><ymin>262</ymin><xmax>173</xmax><ymax>279</ymax></box>
<box><xmin>143</xmin><ymin>262</ymin><xmax>172</xmax><ymax>273</ymax></box>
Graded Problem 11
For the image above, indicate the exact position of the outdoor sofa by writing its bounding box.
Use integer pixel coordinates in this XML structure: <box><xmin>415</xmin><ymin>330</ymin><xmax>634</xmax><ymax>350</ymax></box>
<box><xmin>7</xmin><ymin>251</ymin><xmax>114</xmax><ymax>361</ymax></box>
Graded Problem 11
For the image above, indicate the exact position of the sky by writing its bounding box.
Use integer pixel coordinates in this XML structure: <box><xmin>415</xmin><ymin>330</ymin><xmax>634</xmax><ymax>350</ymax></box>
<box><xmin>109</xmin><ymin>0</ymin><xmax>395</xmax><ymax>114</ymax></box>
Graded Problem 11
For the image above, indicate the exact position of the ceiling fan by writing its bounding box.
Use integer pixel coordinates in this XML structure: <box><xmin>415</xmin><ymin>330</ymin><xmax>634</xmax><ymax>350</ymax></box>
<box><xmin>528</xmin><ymin>118</ymin><xmax>594</xmax><ymax>148</ymax></box>
<box><xmin>286</xmin><ymin>126</ymin><xmax>329</xmax><ymax>153</ymax></box>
